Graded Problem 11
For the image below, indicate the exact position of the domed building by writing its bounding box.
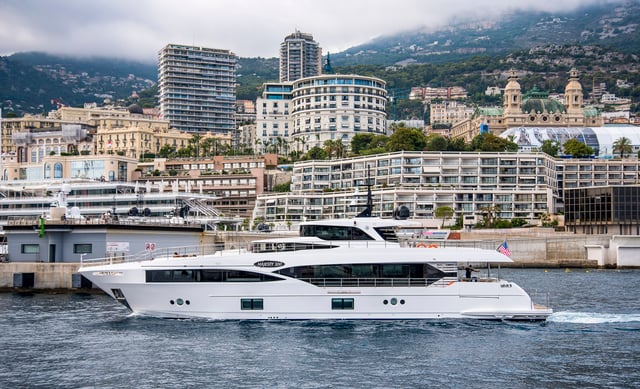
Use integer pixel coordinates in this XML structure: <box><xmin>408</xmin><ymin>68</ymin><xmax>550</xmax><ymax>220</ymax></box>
<box><xmin>451</xmin><ymin>69</ymin><xmax>603</xmax><ymax>142</ymax></box>
<box><xmin>128</xmin><ymin>104</ymin><xmax>144</xmax><ymax>116</ymax></box>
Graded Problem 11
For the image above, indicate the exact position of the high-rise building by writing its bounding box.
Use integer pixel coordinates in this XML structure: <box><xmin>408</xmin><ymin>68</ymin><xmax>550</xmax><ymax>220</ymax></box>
<box><xmin>279</xmin><ymin>31</ymin><xmax>322</xmax><ymax>82</ymax></box>
<box><xmin>158</xmin><ymin>44</ymin><xmax>237</xmax><ymax>134</ymax></box>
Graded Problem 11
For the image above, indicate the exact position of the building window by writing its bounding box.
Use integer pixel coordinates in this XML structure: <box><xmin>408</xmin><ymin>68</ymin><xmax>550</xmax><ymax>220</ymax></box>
<box><xmin>54</xmin><ymin>163</ymin><xmax>63</xmax><ymax>179</ymax></box>
<box><xmin>73</xmin><ymin>244</ymin><xmax>93</xmax><ymax>254</ymax></box>
<box><xmin>241</xmin><ymin>298</ymin><xmax>264</xmax><ymax>310</ymax></box>
<box><xmin>21</xmin><ymin>244</ymin><xmax>40</xmax><ymax>254</ymax></box>
<box><xmin>331</xmin><ymin>298</ymin><xmax>354</xmax><ymax>310</ymax></box>
<box><xmin>44</xmin><ymin>163</ymin><xmax>51</xmax><ymax>179</ymax></box>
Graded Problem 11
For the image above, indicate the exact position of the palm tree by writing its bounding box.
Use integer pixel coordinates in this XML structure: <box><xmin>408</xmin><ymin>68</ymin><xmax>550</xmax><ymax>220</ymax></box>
<box><xmin>189</xmin><ymin>134</ymin><xmax>202</xmax><ymax>159</ymax></box>
<box><xmin>200</xmin><ymin>138</ymin><xmax>214</xmax><ymax>158</ymax></box>
<box><xmin>612</xmin><ymin>137</ymin><xmax>633</xmax><ymax>158</ymax></box>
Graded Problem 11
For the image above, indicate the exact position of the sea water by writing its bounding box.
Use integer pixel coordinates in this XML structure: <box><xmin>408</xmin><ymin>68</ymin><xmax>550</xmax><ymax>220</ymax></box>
<box><xmin>0</xmin><ymin>269</ymin><xmax>638</xmax><ymax>388</ymax></box>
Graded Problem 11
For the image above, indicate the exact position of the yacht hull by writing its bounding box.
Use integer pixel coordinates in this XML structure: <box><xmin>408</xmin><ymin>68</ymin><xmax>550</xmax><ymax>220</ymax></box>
<box><xmin>80</xmin><ymin>261</ymin><xmax>551</xmax><ymax>321</ymax></box>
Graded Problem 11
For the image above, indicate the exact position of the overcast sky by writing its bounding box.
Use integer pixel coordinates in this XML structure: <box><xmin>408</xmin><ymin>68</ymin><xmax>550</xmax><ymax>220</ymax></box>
<box><xmin>0</xmin><ymin>0</ymin><xmax>624</xmax><ymax>62</ymax></box>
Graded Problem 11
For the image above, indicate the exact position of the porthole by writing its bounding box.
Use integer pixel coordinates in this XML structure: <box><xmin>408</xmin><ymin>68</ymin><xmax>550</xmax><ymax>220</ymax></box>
<box><xmin>529</xmin><ymin>116</ymin><xmax>536</xmax><ymax>122</ymax></box>
<box><xmin>542</xmin><ymin>116</ymin><xmax>548</xmax><ymax>122</ymax></box>
<box><xmin>554</xmin><ymin>115</ymin><xmax>561</xmax><ymax>122</ymax></box>
<box><xmin>400</xmin><ymin>299</ymin><xmax>405</xmax><ymax>305</ymax></box>
<box><xmin>186</xmin><ymin>300</ymin><xmax>190</xmax><ymax>305</ymax></box>
<box><xmin>170</xmin><ymin>300</ymin><xmax>175</xmax><ymax>305</ymax></box>
<box><xmin>383</xmin><ymin>299</ymin><xmax>389</xmax><ymax>305</ymax></box>
<box><xmin>176</xmin><ymin>298</ymin><xmax>184</xmax><ymax>306</ymax></box>
<box><xmin>390</xmin><ymin>298</ymin><xmax>398</xmax><ymax>305</ymax></box>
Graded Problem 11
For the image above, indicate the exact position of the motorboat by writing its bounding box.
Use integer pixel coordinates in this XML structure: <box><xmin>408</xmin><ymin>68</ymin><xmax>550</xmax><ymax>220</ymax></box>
<box><xmin>78</xmin><ymin>180</ymin><xmax>552</xmax><ymax>321</ymax></box>
<box><xmin>78</xmin><ymin>244</ymin><xmax>552</xmax><ymax>321</ymax></box>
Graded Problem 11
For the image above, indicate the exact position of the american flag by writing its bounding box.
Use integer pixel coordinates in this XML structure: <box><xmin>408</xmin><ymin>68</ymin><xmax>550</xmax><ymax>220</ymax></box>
<box><xmin>497</xmin><ymin>241</ymin><xmax>511</xmax><ymax>257</ymax></box>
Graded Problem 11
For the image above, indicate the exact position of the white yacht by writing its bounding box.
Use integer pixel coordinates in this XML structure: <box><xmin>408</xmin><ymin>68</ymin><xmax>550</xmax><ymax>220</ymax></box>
<box><xmin>78</xmin><ymin>184</ymin><xmax>552</xmax><ymax>321</ymax></box>
<box><xmin>78</xmin><ymin>245</ymin><xmax>552</xmax><ymax>321</ymax></box>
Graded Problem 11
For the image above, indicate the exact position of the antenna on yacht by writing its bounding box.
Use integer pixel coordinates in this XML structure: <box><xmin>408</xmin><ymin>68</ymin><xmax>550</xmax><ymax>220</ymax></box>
<box><xmin>356</xmin><ymin>165</ymin><xmax>373</xmax><ymax>218</ymax></box>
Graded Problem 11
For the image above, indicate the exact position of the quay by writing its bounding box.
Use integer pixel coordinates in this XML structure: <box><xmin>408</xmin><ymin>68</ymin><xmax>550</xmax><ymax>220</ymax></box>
<box><xmin>1</xmin><ymin>230</ymin><xmax>638</xmax><ymax>291</ymax></box>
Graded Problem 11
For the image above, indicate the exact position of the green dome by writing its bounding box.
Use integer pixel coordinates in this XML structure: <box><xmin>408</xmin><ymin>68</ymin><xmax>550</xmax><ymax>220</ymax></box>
<box><xmin>521</xmin><ymin>86</ymin><xmax>565</xmax><ymax>113</ymax></box>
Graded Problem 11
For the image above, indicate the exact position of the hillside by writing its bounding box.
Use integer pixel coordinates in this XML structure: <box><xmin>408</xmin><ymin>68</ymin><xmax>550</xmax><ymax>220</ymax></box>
<box><xmin>1</xmin><ymin>1</ymin><xmax>639</xmax><ymax>116</ymax></box>
<box><xmin>331</xmin><ymin>1</ymin><xmax>640</xmax><ymax>67</ymax></box>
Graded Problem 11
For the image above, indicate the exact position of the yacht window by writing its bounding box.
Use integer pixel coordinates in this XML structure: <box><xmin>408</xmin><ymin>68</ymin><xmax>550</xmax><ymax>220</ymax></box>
<box><xmin>331</xmin><ymin>298</ymin><xmax>354</xmax><ymax>310</ymax></box>
<box><xmin>241</xmin><ymin>298</ymin><xmax>264</xmax><ymax>310</ymax></box>
<box><xmin>276</xmin><ymin>263</ymin><xmax>450</xmax><ymax>287</ymax></box>
<box><xmin>300</xmin><ymin>225</ymin><xmax>374</xmax><ymax>240</ymax></box>
<box><xmin>146</xmin><ymin>269</ymin><xmax>283</xmax><ymax>283</ymax></box>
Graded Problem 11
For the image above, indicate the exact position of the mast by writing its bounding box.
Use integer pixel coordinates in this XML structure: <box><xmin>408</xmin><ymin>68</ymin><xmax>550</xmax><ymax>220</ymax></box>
<box><xmin>356</xmin><ymin>165</ymin><xmax>373</xmax><ymax>217</ymax></box>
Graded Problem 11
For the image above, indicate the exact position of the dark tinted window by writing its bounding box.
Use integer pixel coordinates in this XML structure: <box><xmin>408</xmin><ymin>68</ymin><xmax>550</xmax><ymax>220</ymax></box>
<box><xmin>146</xmin><ymin>269</ymin><xmax>283</xmax><ymax>283</ymax></box>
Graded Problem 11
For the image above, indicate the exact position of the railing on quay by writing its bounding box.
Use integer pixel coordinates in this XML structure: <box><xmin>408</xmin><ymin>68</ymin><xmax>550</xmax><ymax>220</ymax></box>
<box><xmin>7</xmin><ymin>215</ymin><xmax>207</xmax><ymax>229</ymax></box>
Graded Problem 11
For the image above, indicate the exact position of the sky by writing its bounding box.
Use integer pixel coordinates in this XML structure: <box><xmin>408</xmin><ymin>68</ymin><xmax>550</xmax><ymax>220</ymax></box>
<box><xmin>0</xmin><ymin>0</ymin><xmax>624</xmax><ymax>63</ymax></box>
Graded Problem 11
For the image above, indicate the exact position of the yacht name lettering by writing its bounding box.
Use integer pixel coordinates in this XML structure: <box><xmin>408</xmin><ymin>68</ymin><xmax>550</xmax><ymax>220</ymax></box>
<box><xmin>500</xmin><ymin>283</ymin><xmax>513</xmax><ymax>288</ymax></box>
<box><xmin>254</xmin><ymin>260</ymin><xmax>285</xmax><ymax>268</ymax></box>
<box><xmin>93</xmin><ymin>271</ymin><xmax>123</xmax><ymax>276</ymax></box>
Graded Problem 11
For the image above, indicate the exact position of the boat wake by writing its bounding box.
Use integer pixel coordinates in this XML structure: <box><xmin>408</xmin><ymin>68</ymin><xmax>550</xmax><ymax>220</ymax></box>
<box><xmin>549</xmin><ymin>311</ymin><xmax>640</xmax><ymax>324</ymax></box>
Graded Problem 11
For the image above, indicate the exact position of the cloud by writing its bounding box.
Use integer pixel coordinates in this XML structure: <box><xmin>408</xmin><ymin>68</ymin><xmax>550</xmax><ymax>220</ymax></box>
<box><xmin>0</xmin><ymin>0</ymin><xmax>625</xmax><ymax>62</ymax></box>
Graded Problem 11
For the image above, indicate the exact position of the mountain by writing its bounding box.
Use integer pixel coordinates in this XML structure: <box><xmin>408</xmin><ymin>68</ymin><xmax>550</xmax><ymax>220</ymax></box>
<box><xmin>1</xmin><ymin>1</ymin><xmax>639</xmax><ymax>116</ymax></box>
<box><xmin>0</xmin><ymin>53</ymin><xmax>278</xmax><ymax>116</ymax></box>
<box><xmin>0</xmin><ymin>53</ymin><xmax>157</xmax><ymax>115</ymax></box>
<box><xmin>330</xmin><ymin>1</ymin><xmax>640</xmax><ymax>67</ymax></box>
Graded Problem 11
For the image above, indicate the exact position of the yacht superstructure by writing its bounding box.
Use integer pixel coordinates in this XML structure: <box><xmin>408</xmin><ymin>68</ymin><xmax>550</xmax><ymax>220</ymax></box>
<box><xmin>78</xmin><ymin>245</ymin><xmax>552</xmax><ymax>321</ymax></box>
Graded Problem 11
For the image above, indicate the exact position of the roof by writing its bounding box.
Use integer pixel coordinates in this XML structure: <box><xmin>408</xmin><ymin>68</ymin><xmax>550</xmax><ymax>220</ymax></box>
<box><xmin>500</xmin><ymin>126</ymin><xmax>640</xmax><ymax>157</ymax></box>
<box><xmin>476</xmin><ymin>107</ymin><xmax>504</xmax><ymax>117</ymax></box>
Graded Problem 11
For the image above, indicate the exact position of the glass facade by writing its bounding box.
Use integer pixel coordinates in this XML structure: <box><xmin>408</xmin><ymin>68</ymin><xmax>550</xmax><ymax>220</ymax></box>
<box><xmin>565</xmin><ymin>186</ymin><xmax>640</xmax><ymax>234</ymax></box>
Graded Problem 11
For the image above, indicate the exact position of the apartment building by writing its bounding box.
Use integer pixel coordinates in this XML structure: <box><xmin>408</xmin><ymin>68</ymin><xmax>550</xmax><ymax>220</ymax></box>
<box><xmin>255</xmin><ymin>82</ymin><xmax>294</xmax><ymax>154</ymax></box>
<box><xmin>253</xmin><ymin>151</ymin><xmax>640</xmax><ymax>227</ymax></box>
<box><xmin>158</xmin><ymin>44</ymin><xmax>237</xmax><ymax>134</ymax></box>
<box><xmin>290</xmin><ymin>74</ymin><xmax>387</xmax><ymax>151</ymax></box>
<box><xmin>134</xmin><ymin>154</ymin><xmax>277</xmax><ymax>219</ymax></box>
<box><xmin>279</xmin><ymin>31</ymin><xmax>322</xmax><ymax>82</ymax></box>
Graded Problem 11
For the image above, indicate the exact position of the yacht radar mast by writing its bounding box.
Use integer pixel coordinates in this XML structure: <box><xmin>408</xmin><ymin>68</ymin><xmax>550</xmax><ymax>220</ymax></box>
<box><xmin>356</xmin><ymin>165</ymin><xmax>373</xmax><ymax>218</ymax></box>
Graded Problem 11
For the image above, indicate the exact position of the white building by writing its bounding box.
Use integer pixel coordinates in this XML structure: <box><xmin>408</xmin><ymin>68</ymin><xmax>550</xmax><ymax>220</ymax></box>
<box><xmin>279</xmin><ymin>31</ymin><xmax>322</xmax><ymax>83</ymax></box>
<box><xmin>290</xmin><ymin>74</ymin><xmax>388</xmax><ymax>151</ymax></box>
<box><xmin>158</xmin><ymin>44</ymin><xmax>237</xmax><ymax>134</ymax></box>
<box><xmin>255</xmin><ymin>83</ymin><xmax>293</xmax><ymax>154</ymax></box>
<box><xmin>253</xmin><ymin>150</ymin><xmax>640</xmax><ymax>227</ymax></box>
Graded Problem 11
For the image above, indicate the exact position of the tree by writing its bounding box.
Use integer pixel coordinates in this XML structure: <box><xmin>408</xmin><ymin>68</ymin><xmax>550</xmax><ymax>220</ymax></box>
<box><xmin>200</xmin><ymin>138</ymin><xmax>215</xmax><ymax>158</ymax></box>
<box><xmin>189</xmin><ymin>134</ymin><xmax>202</xmax><ymax>159</ymax></box>
<box><xmin>435</xmin><ymin>206</ymin><xmax>454</xmax><ymax>228</ymax></box>
<box><xmin>304</xmin><ymin>146</ymin><xmax>328</xmax><ymax>160</ymax></box>
<box><xmin>563</xmin><ymin>138</ymin><xmax>594</xmax><ymax>158</ymax></box>
<box><xmin>386</xmin><ymin>126</ymin><xmax>427</xmax><ymax>152</ymax></box>
<box><xmin>540</xmin><ymin>139</ymin><xmax>560</xmax><ymax>157</ymax></box>
<box><xmin>425</xmin><ymin>134</ymin><xmax>448</xmax><ymax>151</ymax></box>
<box><xmin>176</xmin><ymin>146</ymin><xmax>193</xmax><ymax>158</ymax></box>
<box><xmin>470</xmin><ymin>133</ymin><xmax>517</xmax><ymax>152</ymax></box>
<box><xmin>157</xmin><ymin>144</ymin><xmax>176</xmax><ymax>158</ymax></box>
<box><xmin>478</xmin><ymin>205</ymin><xmax>502</xmax><ymax>228</ymax></box>
<box><xmin>612</xmin><ymin>136</ymin><xmax>633</xmax><ymax>158</ymax></box>
<box><xmin>351</xmin><ymin>133</ymin><xmax>376</xmax><ymax>155</ymax></box>
<box><xmin>447</xmin><ymin>137</ymin><xmax>468</xmax><ymax>152</ymax></box>
<box><xmin>272</xmin><ymin>181</ymin><xmax>291</xmax><ymax>192</ymax></box>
